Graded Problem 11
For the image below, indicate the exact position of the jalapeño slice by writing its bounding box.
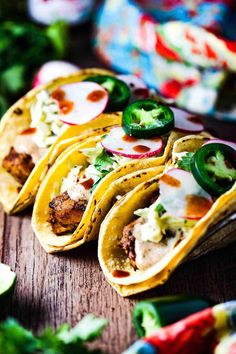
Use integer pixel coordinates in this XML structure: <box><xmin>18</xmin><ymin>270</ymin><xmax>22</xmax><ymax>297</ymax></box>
<box><xmin>191</xmin><ymin>143</ymin><xmax>236</xmax><ymax>197</ymax></box>
<box><xmin>122</xmin><ymin>99</ymin><xmax>174</xmax><ymax>138</ymax></box>
<box><xmin>85</xmin><ymin>75</ymin><xmax>131</xmax><ymax>112</ymax></box>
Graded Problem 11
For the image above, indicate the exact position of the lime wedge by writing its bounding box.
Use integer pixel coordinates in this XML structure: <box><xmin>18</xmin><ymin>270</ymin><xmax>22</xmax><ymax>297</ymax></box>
<box><xmin>0</xmin><ymin>263</ymin><xmax>16</xmax><ymax>305</ymax></box>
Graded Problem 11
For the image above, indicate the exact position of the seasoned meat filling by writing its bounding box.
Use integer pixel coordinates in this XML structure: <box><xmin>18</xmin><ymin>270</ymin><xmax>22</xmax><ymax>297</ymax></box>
<box><xmin>120</xmin><ymin>220</ymin><xmax>138</xmax><ymax>269</ymax></box>
<box><xmin>49</xmin><ymin>191</ymin><xmax>88</xmax><ymax>235</ymax></box>
<box><xmin>120</xmin><ymin>216</ymin><xmax>182</xmax><ymax>271</ymax></box>
<box><xmin>2</xmin><ymin>147</ymin><xmax>35</xmax><ymax>185</ymax></box>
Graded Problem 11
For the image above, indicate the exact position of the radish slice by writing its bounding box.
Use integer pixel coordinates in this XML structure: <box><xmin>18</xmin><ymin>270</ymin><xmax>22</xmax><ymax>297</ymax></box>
<box><xmin>101</xmin><ymin>127</ymin><xmax>163</xmax><ymax>159</ymax></box>
<box><xmin>117</xmin><ymin>74</ymin><xmax>150</xmax><ymax>101</ymax></box>
<box><xmin>172</xmin><ymin>107</ymin><xmax>204</xmax><ymax>133</ymax></box>
<box><xmin>32</xmin><ymin>61</ymin><xmax>80</xmax><ymax>87</ymax></box>
<box><xmin>159</xmin><ymin>168</ymin><xmax>213</xmax><ymax>220</ymax></box>
<box><xmin>203</xmin><ymin>138</ymin><xmax>236</xmax><ymax>151</ymax></box>
<box><xmin>57</xmin><ymin>82</ymin><xmax>108</xmax><ymax>125</ymax></box>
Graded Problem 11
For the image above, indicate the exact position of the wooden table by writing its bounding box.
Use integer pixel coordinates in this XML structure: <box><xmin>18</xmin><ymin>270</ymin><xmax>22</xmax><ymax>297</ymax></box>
<box><xmin>1</xmin><ymin>22</ymin><xmax>236</xmax><ymax>354</ymax></box>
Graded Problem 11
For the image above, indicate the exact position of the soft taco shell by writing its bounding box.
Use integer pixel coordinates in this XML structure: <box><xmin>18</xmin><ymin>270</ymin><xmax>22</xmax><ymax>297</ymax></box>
<box><xmin>32</xmin><ymin>130</ymin><xmax>180</xmax><ymax>252</ymax></box>
<box><xmin>98</xmin><ymin>135</ymin><xmax>236</xmax><ymax>296</ymax></box>
<box><xmin>0</xmin><ymin>68</ymin><xmax>117</xmax><ymax>213</ymax></box>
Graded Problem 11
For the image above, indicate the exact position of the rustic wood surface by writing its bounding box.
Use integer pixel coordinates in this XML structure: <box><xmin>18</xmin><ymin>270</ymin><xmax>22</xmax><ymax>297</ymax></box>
<box><xmin>1</xmin><ymin>22</ymin><xmax>236</xmax><ymax>354</ymax></box>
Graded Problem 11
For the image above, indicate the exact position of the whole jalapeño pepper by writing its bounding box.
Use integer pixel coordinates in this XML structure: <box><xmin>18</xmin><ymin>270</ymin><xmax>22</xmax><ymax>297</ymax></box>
<box><xmin>133</xmin><ymin>295</ymin><xmax>213</xmax><ymax>337</ymax></box>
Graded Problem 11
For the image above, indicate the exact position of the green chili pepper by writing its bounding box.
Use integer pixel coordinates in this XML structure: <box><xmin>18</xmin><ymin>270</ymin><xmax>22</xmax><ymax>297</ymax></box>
<box><xmin>133</xmin><ymin>295</ymin><xmax>213</xmax><ymax>338</ymax></box>
<box><xmin>191</xmin><ymin>143</ymin><xmax>236</xmax><ymax>197</ymax></box>
<box><xmin>122</xmin><ymin>99</ymin><xmax>174</xmax><ymax>138</ymax></box>
<box><xmin>85</xmin><ymin>75</ymin><xmax>131</xmax><ymax>112</ymax></box>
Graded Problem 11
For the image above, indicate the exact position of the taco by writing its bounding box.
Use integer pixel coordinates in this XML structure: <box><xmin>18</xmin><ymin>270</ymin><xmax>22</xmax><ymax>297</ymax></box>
<box><xmin>98</xmin><ymin>135</ymin><xmax>236</xmax><ymax>296</ymax></box>
<box><xmin>0</xmin><ymin>67</ymin><xmax>130</xmax><ymax>214</ymax></box>
<box><xmin>32</xmin><ymin>95</ymin><xmax>210</xmax><ymax>252</ymax></box>
<box><xmin>32</xmin><ymin>106</ymin><xmax>185</xmax><ymax>252</ymax></box>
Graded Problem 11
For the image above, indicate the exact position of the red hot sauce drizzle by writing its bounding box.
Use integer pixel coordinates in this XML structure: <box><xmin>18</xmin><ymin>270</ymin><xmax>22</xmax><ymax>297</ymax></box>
<box><xmin>59</xmin><ymin>100</ymin><xmax>74</xmax><ymax>114</ymax></box>
<box><xmin>20</xmin><ymin>127</ymin><xmax>37</xmax><ymax>135</ymax></box>
<box><xmin>122</xmin><ymin>135</ymin><xmax>138</xmax><ymax>142</ymax></box>
<box><xmin>161</xmin><ymin>174</ymin><xmax>181</xmax><ymax>187</ymax></box>
<box><xmin>187</xmin><ymin>116</ymin><xmax>203</xmax><ymax>125</ymax></box>
<box><xmin>51</xmin><ymin>88</ymin><xmax>74</xmax><ymax>115</ymax></box>
<box><xmin>51</xmin><ymin>88</ymin><xmax>65</xmax><ymax>102</ymax></box>
<box><xmin>112</xmin><ymin>270</ymin><xmax>130</xmax><ymax>278</ymax></box>
<box><xmin>185</xmin><ymin>195</ymin><xmax>212</xmax><ymax>219</ymax></box>
<box><xmin>133</xmin><ymin>145</ymin><xmax>150</xmax><ymax>153</ymax></box>
<box><xmin>80</xmin><ymin>178</ymin><xmax>94</xmax><ymax>190</ymax></box>
<box><xmin>87</xmin><ymin>90</ymin><xmax>106</xmax><ymax>102</ymax></box>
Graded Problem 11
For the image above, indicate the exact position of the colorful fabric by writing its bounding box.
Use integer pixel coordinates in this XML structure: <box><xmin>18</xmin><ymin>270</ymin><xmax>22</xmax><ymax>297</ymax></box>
<box><xmin>135</xmin><ymin>0</ymin><xmax>236</xmax><ymax>38</ymax></box>
<box><xmin>123</xmin><ymin>300</ymin><xmax>236</xmax><ymax>354</ymax></box>
<box><xmin>94</xmin><ymin>0</ymin><xmax>236</xmax><ymax>121</ymax></box>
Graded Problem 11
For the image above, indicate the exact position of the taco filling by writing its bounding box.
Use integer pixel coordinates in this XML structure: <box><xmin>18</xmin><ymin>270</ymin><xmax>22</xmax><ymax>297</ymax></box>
<box><xmin>2</xmin><ymin>147</ymin><xmax>35</xmax><ymax>185</ymax></box>
<box><xmin>47</xmin><ymin>123</ymin><xmax>169</xmax><ymax>236</ymax></box>
<box><xmin>48</xmin><ymin>144</ymin><xmax>133</xmax><ymax>235</ymax></box>
<box><xmin>2</xmin><ymin>90</ymin><xmax>66</xmax><ymax>185</ymax></box>
<box><xmin>120</xmin><ymin>196</ymin><xmax>197</xmax><ymax>270</ymax></box>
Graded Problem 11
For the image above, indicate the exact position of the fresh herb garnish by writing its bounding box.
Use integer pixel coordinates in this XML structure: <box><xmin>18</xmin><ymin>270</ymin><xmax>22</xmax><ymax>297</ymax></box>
<box><xmin>155</xmin><ymin>203</ymin><xmax>165</xmax><ymax>216</ymax></box>
<box><xmin>177</xmin><ymin>152</ymin><xmax>194</xmax><ymax>172</ymax></box>
<box><xmin>0</xmin><ymin>21</ymin><xmax>68</xmax><ymax>114</ymax></box>
<box><xmin>0</xmin><ymin>315</ymin><xmax>107</xmax><ymax>354</ymax></box>
<box><xmin>94</xmin><ymin>149</ymin><xmax>115</xmax><ymax>174</ymax></box>
<box><xmin>90</xmin><ymin>149</ymin><xmax>117</xmax><ymax>192</ymax></box>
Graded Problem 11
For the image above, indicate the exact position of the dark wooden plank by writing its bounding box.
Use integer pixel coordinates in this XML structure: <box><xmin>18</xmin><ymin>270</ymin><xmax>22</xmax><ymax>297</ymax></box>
<box><xmin>0</xmin><ymin>209</ymin><xmax>136</xmax><ymax>353</ymax></box>
<box><xmin>0</xmin><ymin>206</ymin><xmax>5</xmax><ymax>260</ymax></box>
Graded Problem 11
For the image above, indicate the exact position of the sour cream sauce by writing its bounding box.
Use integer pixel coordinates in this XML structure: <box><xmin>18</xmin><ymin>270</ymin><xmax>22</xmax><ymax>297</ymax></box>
<box><xmin>14</xmin><ymin>129</ymin><xmax>47</xmax><ymax>164</ymax></box>
<box><xmin>134</xmin><ymin>233</ymin><xmax>179</xmax><ymax>270</ymax></box>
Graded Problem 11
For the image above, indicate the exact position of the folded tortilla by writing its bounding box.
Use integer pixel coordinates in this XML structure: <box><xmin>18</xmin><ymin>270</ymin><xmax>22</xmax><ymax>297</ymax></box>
<box><xmin>0</xmin><ymin>68</ymin><xmax>118</xmax><ymax>213</ymax></box>
<box><xmin>31</xmin><ymin>129</ymin><xmax>180</xmax><ymax>252</ymax></box>
<box><xmin>98</xmin><ymin>135</ymin><xmax>236</xmax><ymax>296</ymax></box>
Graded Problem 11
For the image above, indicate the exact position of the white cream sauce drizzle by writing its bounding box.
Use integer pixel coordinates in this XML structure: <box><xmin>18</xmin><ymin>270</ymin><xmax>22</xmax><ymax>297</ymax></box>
<box><xmin>134</xmin><ymin>235</ymin><xmax>180</xmax><ymax>270</ymax></box>
<box><xmin>14</xmin><ymin>132</ymin><xmax>48</xmax><ymax>164</ymax></box>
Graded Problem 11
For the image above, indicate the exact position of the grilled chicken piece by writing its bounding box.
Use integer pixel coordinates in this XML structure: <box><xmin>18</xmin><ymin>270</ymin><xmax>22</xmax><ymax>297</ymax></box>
<box><xmin>120</xmin><ymin>219</ymin><xmax>139</xmax><ymax>269</ymax></box>
<box><xmin>49</xmin><ymin>191</ymin><xmax>88</xmax><ymax>235</ymax></box>
<box><xmin>2</xmin><ymin>147</ymin><xmax>35</xmax><ymax>185</ymax></box>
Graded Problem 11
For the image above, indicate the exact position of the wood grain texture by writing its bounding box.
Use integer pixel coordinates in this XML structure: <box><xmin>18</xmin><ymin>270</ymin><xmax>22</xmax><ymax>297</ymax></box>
<box><xmin>1</xmin><ymin>206</ymin><xmax>236</xmax><ymax>353</ymax></box>
<box><xmin>1</xmin><ymin>21</ymin><xmax>236</xmax><ymax>354</ymax></box>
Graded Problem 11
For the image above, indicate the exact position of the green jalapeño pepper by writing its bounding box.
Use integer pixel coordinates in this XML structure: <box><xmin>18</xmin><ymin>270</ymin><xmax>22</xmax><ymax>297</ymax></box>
<box><xmin>122</xmin><ymin>99</ymin><xmax>174</xmax><ymax>138</ymax></box>
<box><xmin>85</xmin><ymin>75</ymin><xmax>131</xmax><ymax>112</ymax></box>
<box><xmin>133</xmin><ymin>295</ymin><xmax>213</xmax><ymax>338</ymax></box>
<box><xmin>191</xmin><ymin>143</ymin><xmax>236</xmax><ymax>197</ymax></box>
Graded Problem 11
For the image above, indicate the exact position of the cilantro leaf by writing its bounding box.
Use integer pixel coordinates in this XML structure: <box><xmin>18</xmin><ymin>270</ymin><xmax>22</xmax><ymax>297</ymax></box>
<box><xmin>155</xmin><ymin>203</ymin><xmax>165</xmax><ymax>216</ymax></box>
<box><xmin>45</xmin><ymin>21</ymin><xmax>68</xmax><ymax>58</ymax></box>
<box><xmin>91</xmin><ymin>149</ymin><xmax>117</xmax><ymax>191</ymax></box>
<box><xmin>58</xmin><ymin>314</ymin><xmax>108</xmax><ymax>343</ymax></box>
<box><xmin>94</xmin><ymin>149</ymin><xmax>115</xmax><ymax>173</ymax></box>
<box><xmin>0</xmin><ymin>319</ymin><xmax>38</xmax><ymax>354</ymax></box>
<box><xmin>1</xmin><ymin>65</ymin><xmax>25</xmax><ymax>93</ymax></box>
<box><xmin>0</xmin><ymin>21</ymin><xmax>68</xmax><ymax>115</ymax></box>
<box><xmin>0</xmin><ymin>315</ymin><xmax>107</xmax><ymax>354</ymax></box>
<box><xmin>177</xmin><ymin>152</ymin><xmax>194</xmax><ymax>172</ymax></box>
